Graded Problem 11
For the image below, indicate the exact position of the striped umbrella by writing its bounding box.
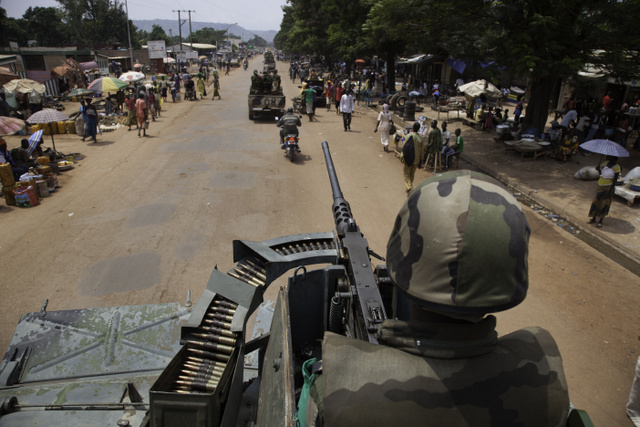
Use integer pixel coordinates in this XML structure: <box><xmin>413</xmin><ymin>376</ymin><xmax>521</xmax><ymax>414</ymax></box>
<box><xmin>0</xmin><ymin>116</ymin><xmax>26</xmax><ymax>136</ymax></box>
<box><xmin>27</xmin><ymin>109</ymin><xmax>70</xmax><ymax>153</ymax></box>
<box><xmin>88</xmin><ymin>77</ymin><xmax>128</xmax><ymax>93</ymax></box>
<box><xmin>28</xmin><ymin>129</ymin><xmax>44</xmax><ymax>155</ymax></box>
<box><xmin>579</xmin><ymin>139</ymin><xmax>630</xmax><ymax>158</ymax></box>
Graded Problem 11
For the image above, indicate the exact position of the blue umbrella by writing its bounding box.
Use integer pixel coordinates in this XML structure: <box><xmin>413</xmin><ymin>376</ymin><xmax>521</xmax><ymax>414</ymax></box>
<box><xmin>28</xmin><ymin>129</ymin><xmax>43</xmax><ymax>155</ymax></box>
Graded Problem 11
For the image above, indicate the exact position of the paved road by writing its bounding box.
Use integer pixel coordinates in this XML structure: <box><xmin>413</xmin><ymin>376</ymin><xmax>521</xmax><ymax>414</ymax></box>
<box><xmin>0</xmin><ymin>58</ymin><xmax>637</xmax><ymax>426</ymax></box>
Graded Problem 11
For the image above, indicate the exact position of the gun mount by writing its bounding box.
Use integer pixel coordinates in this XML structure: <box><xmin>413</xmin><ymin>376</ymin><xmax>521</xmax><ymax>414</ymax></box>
<box><xmin>0</xmin><ymin>141</ymin><xmax>393</xmax><ymax>426</ymax></box>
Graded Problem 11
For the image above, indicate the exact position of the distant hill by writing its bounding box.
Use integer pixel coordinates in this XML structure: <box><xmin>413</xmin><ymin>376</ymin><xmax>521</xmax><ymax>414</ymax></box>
<box><xmin>133</xmin><ymin>20</ymin><xmax>277</xmax><ymax>43</ymax></box>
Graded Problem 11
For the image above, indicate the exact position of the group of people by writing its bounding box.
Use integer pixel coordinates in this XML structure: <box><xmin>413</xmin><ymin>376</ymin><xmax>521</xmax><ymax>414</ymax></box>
<box><xmin>399</xmin><ymin>120</ymin><xmax>464</xmax><ymax>193</ymax></box>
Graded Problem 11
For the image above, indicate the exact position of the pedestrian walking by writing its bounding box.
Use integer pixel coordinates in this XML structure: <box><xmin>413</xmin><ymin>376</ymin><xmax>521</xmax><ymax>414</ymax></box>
<box><xmin>374</xmin><ymin>103</ymin><xmax>393</xmax><ymax>151</ymax></box>
<box><xmin>125</xmin><ymin>94</ymin><xmax>136</xmax><ymax>131</ymax></box>
<box><xmin>135</xmin><ymin>93</ymin><xmax>148</xmax><ymax>138</ymax></box>
<box><xmin>340</xmin><ymin>89</ymin><xmax>355</xmax><ymax>131</ymax></box>
<box><xmin>402</xmin><ymin>122</ymin><xmax>424</xmax><ymax>193</ymax></box>
<box><xmin>335</xmin><ymin>83</ymin><xmax>344</xmax><ymax>115</ymax></box>
<box><xmin>196</xmin><ymin>74</ymin><xmax>206</xmax><ymax>99</ymax></box>
<box><xmin>302</xmin><ymin>84</ymin><xmax>315</xmax><ymax>121</ymax></box>
<box><xmin>209</xmin><ymin>75</ymin><xmax>221</xmax><ymax>100</ymax></box>
<box><xmin>588</xmin><ymin>156</ymin><xmax>621</xmax><ymax>227</ymax></box>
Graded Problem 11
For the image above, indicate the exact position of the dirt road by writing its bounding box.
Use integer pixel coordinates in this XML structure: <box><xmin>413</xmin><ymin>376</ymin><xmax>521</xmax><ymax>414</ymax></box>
<box><xmin>0</xmin><ymin>58</ymin><xmax>637</xmax><ymax>426</ymax></box>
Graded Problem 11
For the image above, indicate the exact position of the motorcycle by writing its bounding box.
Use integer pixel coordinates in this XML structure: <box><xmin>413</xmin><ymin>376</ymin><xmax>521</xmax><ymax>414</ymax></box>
<box><xmin>243</xmin><ymin>61</ymin><xmax>248</xmax><ymax>71</ymax></box>
<box><xmin>283</xmin><ymin>134</ymin><xmax>300</xmax><ymax>162</ymax></box>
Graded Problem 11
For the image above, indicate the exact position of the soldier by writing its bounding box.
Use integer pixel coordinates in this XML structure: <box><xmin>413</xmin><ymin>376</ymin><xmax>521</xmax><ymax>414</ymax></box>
<box><xmin>276</xmin><ymin>108</ymin><xmax>301</xmax><ymax>148</ymax></box>
<box><xmin>250</xmin><ymin>70</ymin><xmax>261</xmax><ymax>92</ymax></box>
<box><xmin>272</xmin><ymin>70</ymin><xmax>281</xmax><ymax>93</ymax></box>
<box><xmin>306</xmin><ymin>171</ymin><xmax>571</xmax><ymax>426</ymax></box>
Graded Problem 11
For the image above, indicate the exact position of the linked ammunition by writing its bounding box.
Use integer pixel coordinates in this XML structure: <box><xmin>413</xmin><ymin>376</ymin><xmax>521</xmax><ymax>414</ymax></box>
<box><xmin>228</xmin><ymin>270</ymin><xmax>261</xmax><ymax>287</ymax></box>
<box><xmin>239</xmin><ymin>261</ymin><xmax>267</xmax><ymax>281</ymax></box>
<box><xmin>187</xmin><ymin>340</ymin><xmax>234</xmax><ymax>355</ymax></box>
<box><xmin>245</xmin><ymin>258</ymin><xmax>266</xmax><ymax>274</ymax></box>
<box><xmin>211</xmin><ymin>300</ymin><xmax>238</xmax><ymax>309</ymax></box>
<box><xmin>205</xmin><ymin>306</ymin><xmax>235</xmax><ymax>316</ymax></box>
<box><xmin>192</xmin><ymin>332</ymin><xmax>236</xmax><ymax>345</ymax></box>
<box><xmin>178</xmin><ymin>375</ymin><xmax>219</xmax><ymax>385</ymax></box>
<box><xmin>186</xmin><ymin>356</ymin><xmax>227</xmax><ymax>368</ymax></box>
<box><xmin>232</xmin><ymin>266</ymin><xmax>259</xmax><ymax>283</ymax></box>
<box><xmin>181</xmin><ymin>370</ymin><xmax>223</xmax><ymax>382</ymax></box>
<box><xmin>175</xmin><ymin>379</ymin><xmax>217</xmax><ymax>392</ymax></box>
<box><xmin>187</xmin><ymin>347</ymin><xmax>231</xmax><ymax>362</ymax></box>
<box><xmin>202</xmin><ymin>318</ymin><xmax>232</xmax><ymax>329</ymax></box>
<box><xmin>184</xmin><ymin>361</ymin><xmax>226</xmax><ymax>375</ymax></box>
<box><xmin>197</xmin><ymin>325</ymin><xmax>235</xmax><ymax>337</ymax></box>
<box><xmin>205</xmin><ymin>312</ymin><xmax>234</xmax><ymax>323</ymax></box>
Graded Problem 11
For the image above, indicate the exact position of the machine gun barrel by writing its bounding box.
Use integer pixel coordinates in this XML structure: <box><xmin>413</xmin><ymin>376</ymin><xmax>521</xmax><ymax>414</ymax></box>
<box><xmin>321</xmin><ymin>141</ymin><xmax>387</xmax><ymax>343</ymax></box>
<box><xmin>321</xmin><ymin>140</ymin><xmax>355</xmax><ymax>237</ymax></box>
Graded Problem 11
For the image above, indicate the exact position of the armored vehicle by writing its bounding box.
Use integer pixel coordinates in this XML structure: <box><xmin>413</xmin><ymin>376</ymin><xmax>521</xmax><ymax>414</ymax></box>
<box><xmin>0</xmin><ymin>143</ymin><xmax>593</xmax><ymax>426</ymax></box>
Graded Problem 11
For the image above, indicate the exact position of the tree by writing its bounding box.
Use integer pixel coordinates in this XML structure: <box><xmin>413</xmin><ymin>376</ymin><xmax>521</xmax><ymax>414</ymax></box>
<box><xmin>147</xmin><ymin>24</ymin><xmax>171</xmax><ymax>45</ymax></box>
<box><xmin>0</xmin><ymin>7</ymin><xmax>28</xmax><ymax>47</ymax></box>
<box><xmin>191</xmin><ymin>27</ymin><xmax>227</xmax><ymax>45</ymax></box>
<box><xmin>55</xmin><ymin>0</ymin><xmax>140</xmax><ymax>47</ymax></box>
<box><xmin>247</xmin><ymin>35</ymin><xmax>267</xmax><ymax>48</ymax></box>
<box><xmin>22</xmin><ymin>7</ymin><xmax>67</xmax><ymax>46</ymax></box>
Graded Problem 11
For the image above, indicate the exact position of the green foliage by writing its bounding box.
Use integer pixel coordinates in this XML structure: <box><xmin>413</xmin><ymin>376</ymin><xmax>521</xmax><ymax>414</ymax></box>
<box><xmin>191</xmin><ymin>27</ymin><xmax>228</xmax><ymax>45</ymax></box>
<box><xmin>22</xmin><ymin>7</ymin><xmax>67</xmax><ymax>46</ymax></box>
<box><xmin>147</xmin><ymin>24</ymin><xmax>171</xmax><ymax>45</ymax></box>
<box><xmin>0</xmin><ymin>7</ymin><xmax>29</xmax><ymax>46</ymax></box>
<box><xmin>247</xmin><ymin>35</ymin><xmax>268</xmax><ymax>48</ymax></box>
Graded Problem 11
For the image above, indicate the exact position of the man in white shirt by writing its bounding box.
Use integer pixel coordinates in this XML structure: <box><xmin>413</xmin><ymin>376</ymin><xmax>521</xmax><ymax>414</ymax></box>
<box><xmin>340</xmin><ymin>90</ymin><xmax>355</xmax><ymax>131</ymax></box>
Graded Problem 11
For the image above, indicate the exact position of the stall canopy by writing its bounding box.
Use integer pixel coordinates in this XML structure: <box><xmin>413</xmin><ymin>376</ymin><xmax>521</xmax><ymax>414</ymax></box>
<box><xmin>79</xmin><ymin>61</ymin><xmax>98</xmax><ymax>71</ymax></box>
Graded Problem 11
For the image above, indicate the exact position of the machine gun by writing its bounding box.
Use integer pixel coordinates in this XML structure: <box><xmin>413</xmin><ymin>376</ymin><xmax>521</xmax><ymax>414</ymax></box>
<box><xmin>321</xmin><ymin>140</ymin><xmax>391</xmax><ymax>343</ymax></box>
<box><xmin>0</xmin><ymin>141</ymin><xmax>394</xmax><ymax>426</ymax></box>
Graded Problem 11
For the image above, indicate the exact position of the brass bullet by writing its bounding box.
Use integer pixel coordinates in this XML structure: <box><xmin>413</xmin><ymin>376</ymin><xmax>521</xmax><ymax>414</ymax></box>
<box><xmin>192</xmin><ymin>332</ymin><xmax>236</xmax><ymax>346</ymax></box>
<box><xmin>228</xmin><ymin>270</ymin><xmax>260</xmax><ymax>287</ymax></box>
<box><xmin>212</xmin><ymin>299</ymin><xmax>238</xmax><ymax>309</ymax></box>
<box><xmin>175</xmin><ymin>379</ymin><xmax>217</xmax><ymax>392</ymax></box>
<box><xmin>205</xmin><ymin>312</ymin><xmax>234</xmax><ymax>322</ymax></box>
<box><xmin>187</xmin><ymin>340</ymin><xmax>234</xmax><ymax>355</ymax></box>
<box><xmin>187</xmin><ymin>347</ymin><xmax>231</xmax><ymax>362</ymax></box>
<box><xmin>202</xmin><ymin>318</ymin><xmax>232</xmax><ymax>329</ymax></box>
<box><xmin>197</xmin><ymin>325</ymin><xmax>236</xmax><ymax>338</ymax></box>
<box><xmin>184</xmin><ymin>362</ymin><xmax>225</xmax><ymax>376</ymax></box>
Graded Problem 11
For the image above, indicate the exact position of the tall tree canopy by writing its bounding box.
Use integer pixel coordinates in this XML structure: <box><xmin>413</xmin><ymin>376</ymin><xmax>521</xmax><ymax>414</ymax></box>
<box><xmin>275</xmin><ymin>0</ymin><xmax>640</xmax><ymax>131</ymax></box>
<box><xmin>0</xmin><ymin>0</ymin><xmax>140</xmax><ymax>48</ymax></box>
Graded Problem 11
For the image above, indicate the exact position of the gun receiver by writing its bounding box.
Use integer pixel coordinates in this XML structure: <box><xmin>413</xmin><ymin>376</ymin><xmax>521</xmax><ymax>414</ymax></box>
<box><xmin>321</xmin><ymin>141</ymin><xmax>387</xmax><ymax>344</ymax></box>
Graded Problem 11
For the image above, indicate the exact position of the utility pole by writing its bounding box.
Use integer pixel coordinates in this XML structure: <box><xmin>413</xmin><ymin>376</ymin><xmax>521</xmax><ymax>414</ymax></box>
<box><xmin>187</xmin><ymin>10</ymin><xmax>195</xmax><ymax>50</ymax></box>
<box><xmin>173</xmin><ymin>10</ymin><xmax>186</xmax><ymax>52</ymax></box>
<box><xmin>124</xmin><ymin>0</ymin><xmax>134</xmax><ymax>71</ymax></box>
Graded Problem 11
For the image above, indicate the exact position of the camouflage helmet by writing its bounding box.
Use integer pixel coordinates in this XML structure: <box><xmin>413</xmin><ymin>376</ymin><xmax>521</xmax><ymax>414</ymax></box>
<box><xmin>386</xmin><ymin>170</ymin><xmax>530</xmax><ymax>315</ymax></box>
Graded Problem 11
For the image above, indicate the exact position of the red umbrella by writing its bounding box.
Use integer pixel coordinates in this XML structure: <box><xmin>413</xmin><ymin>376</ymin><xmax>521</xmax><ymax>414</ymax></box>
<box><xmin>355</xmin><ymin>59</ymin><xmax>366</xmax><ymax>64</ymax></box>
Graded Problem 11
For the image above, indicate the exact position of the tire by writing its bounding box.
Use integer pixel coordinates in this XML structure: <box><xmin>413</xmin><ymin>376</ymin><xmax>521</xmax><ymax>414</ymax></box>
<box><xmin>396</xmin><ymin>95</ymin><xmax>408</xmax><ymax>108</ymax></box>
<box><xmin>249</xmin><ymin>112</ymin><xmax>254</xmax><ymax>120</ymax></box>
<box><xmin>390</xmin><ymin>93</ymin><xmax>401</xmax><ymax>110</ymax></box>
<box><xmin>385</xmin><ymin>95</ymin><xmax>394</xmax><ymax>105</ymax></box>
<box><xmin>289</xmin><ymin>149</ymin><xmax>295</xmax><ymax>162</ymax></box>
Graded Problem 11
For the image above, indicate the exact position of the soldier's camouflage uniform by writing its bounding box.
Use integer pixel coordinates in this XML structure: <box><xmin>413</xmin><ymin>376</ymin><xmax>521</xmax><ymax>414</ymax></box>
<box><xmin>312</xmin><ymin>171</ymin><xmax>570</xmax><ymax>426</ymax></box>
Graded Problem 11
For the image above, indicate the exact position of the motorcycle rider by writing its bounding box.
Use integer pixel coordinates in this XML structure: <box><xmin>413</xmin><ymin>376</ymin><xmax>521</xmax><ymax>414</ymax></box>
<box><xmin>276</xmin><ymin>108</ymin><xmax>301</xmax><ymax>149</ymax></box>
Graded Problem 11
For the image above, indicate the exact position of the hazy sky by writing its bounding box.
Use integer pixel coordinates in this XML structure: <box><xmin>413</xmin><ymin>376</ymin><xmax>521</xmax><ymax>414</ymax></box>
<box><xmin>2</xmin><ymin>0</ymin><xmax>287</xmax><ymax>31</ymax></box>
